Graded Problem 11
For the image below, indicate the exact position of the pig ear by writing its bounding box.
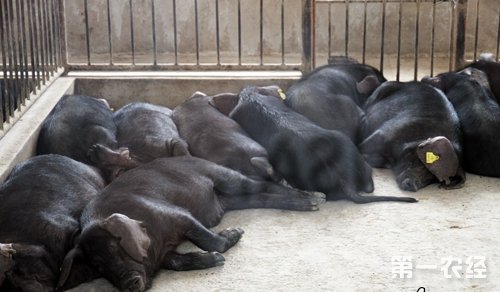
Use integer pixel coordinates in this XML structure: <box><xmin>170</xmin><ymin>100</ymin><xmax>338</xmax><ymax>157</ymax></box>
<box><xmin>356</xmin><ymin>75</ymin><xmax>381</xmax><ymax>95</ymax></box>
<box><xmin>416</xmin><ymin>137</ymin><xmax>465</xmax><ymax>188</ymax></box>
<box><xmin>101</xmin><ymin>213</ymin><xmax>150</xmax><ymax>263</ymax></box>
<box><xmin>190</xmin><ymin>91</ymin><xmax>207</xmax><ymax>98</ymax></box>
<box><xmin>421</xmin><ymin>76</ymin><xmax>443</xmax><ymax>90</ymax></box>
<box><xmin>0</xmin><ymin>243</ymin><xmax>16</xmax><ymax>285</ymax></box>
<box><xmin>208</xmin><ymin>93</ymin><xmax>239</xmax><ymax>116</ymax></box>
<box><xmin>57</xmin><ymin>246</ymin><xmax>84</xmax><ymax>289</ymax></box>
<box><xmin>166</xmin><ymin>138</ymin><xmax>191</xmax><ymax>157</ymax></box>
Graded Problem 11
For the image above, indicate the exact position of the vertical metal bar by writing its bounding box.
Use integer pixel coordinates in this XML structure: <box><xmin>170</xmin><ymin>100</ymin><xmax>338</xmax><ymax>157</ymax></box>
<box><xmin>430</xmin><ymin>0</ymin><xmax>436</xmax><ymax>76</ymax></box>
<box><xmin>6</xmin><ymin>0</ymin><xmax>16</xmax><ymax>114</ymax></box>
<box><xmin>259</xmin><ymin>0</ymin><xmax>263</xmax><ymax>65</ymax></box>
<box><xmin>281</xmin><ymin>0</ymin><xmax>285</xmax><ymax>65</ymax></box>
<box><xmin>454</xmin><ymin>0</ymin><xmax>467</xmax><ymax>70</ymax></box>
<box><xmin>396</xmin><ymin>0</ymin><xmax>402</xmax><ymax>81</ymax></box>
<box><xmin>38</xmin><ymin>0</ymin><xmax>47</xmax><ymax>83</ymax></box>
<box><xmin>84</xmin><ymin>0</ymin><xmax>90</xmax><ymax>65</ymax></box>
<box><xmin>380</xmin><ymin>0</ymin><xmax>386</xmax><ymax>73</ymax></box>
<box><xmin>41</xmin><ymin>0</ymin><xmax>52</xmax><ymax>80</ymax></box>
<box><xmin>107</xmin><ymin>0</ymin><xmax>113</xmax><ymax>65</ymax></box>
<box><xmin>414</xmin><ymin>0</ymin><xmax>420</xmax><ymax>81</ymax></box>
<box><xmin>11</xmin><ymin>0</ymin><xmax>21</xmax><ymax>109</ymax></box>
<box><xmin>473</xmin><ymin>0</ymin><xmax>480</xmax><ymax>61</ymax></box>
<box><xmin>50</xmin><ymin>0</ymin><xmax>59</xmax><ymax>68</ymax></box>
<box><xmin>151</xmin><ymin>0</ymin><xmax>157</xmax><ymax>65</ymax></box>
<box><xmin>57</xmin><ymin>0</ymin><xmax>67</xmax><ymax>69</ymax></box>
<box><xmin>345</xmin><ymin>0</ymin><xmax>349</xmax><ymax>56</ymax></box>
<box><xmin>237</xmin><ymin>0</ymin><xmax>242</xmax><ymax>65</ymax></box>
<box><xmin>362</xmin><ymin>0</ymin><xmax>367</xmax><ymax>64</ymax></box>
<box><xmin>173</xmin><ymin>0</ymin><xmax>178</xmax><ymax>65</ymax></box>
<box><xmin>328</xmin><ymin>3</ymin><xmax>332</xmax><ymax>59</ymax></box>
<box><xmin>449</xmin><ymin>1</ymin><xmax>455</xmax><ymax>71</ymax></box>
<box><xmin>20</xmin><ymin>0</ymin><xmax>29</xmax><ymax>103</ymax></box>
<box><xmin>0</xmin><ymin>0</ymin><xmax>6</xmax><ymax>125</ymax></box>
<box><xmin>215</xmin><ymin>0</ymin><xmax>220</xmax><ymax>65</ymax></box>
<box><xmin>15</xmin><ymin>0</ymin><xmax>25</xmax><ymax>106</ymax></box>
<box><xmin>302</xmin><ymin>0</ymin><xmax>314</xmax><ymax>72</ymax></box>
<box><xmin>194</xmin><ymin>0</ymin><xmax>200</xmax><ymax>65</ymax></box>
<box><xmin>45</xmin><ymin>0</ymin><xmax>54</xmax><ymax>74</ymax></box>
<box><xmin>496</xmin><ymin>9</ymin><xmax>500</xmax><ymax>61</ymax></box>
<box><xmin>27</xmin><ymin>0</ymin><xmax>38</xmax><ymax>93</ymax></box>
<box><xmin>129</xmin><ymin>0</ymin><xmax>135</xmax><ymax>65</ymax></box>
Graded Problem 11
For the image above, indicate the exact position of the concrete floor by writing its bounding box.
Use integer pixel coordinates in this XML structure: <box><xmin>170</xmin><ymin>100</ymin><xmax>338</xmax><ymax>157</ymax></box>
<box><xmin>69</xmin><ymin>168</ymin><xmax>500</xmax><ymax>292</ymax></box>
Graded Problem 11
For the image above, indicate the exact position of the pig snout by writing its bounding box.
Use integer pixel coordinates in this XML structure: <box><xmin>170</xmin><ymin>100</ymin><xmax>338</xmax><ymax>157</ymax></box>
<box><xmin>122</xmin><ymin>272</ymin><xmax>146</xmax><ymax>292</ymax></box>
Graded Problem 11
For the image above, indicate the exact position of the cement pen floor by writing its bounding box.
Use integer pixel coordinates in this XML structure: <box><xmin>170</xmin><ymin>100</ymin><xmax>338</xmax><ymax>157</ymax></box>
<box><xmin>69</xmin><ymin>167</ymin><xmax>500</xmax><ymax>292</ymax></box>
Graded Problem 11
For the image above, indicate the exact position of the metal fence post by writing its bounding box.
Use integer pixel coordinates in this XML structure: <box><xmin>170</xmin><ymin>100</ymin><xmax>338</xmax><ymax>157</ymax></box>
<box><xmin>302</xmin><ymin>0</ymin><xmax>315</xmax><ymax>72</ymax></box>
<box><xmin>453</xmin><ymin>0</ymin><xmax>467</xmax><ymax>70</ymax></box>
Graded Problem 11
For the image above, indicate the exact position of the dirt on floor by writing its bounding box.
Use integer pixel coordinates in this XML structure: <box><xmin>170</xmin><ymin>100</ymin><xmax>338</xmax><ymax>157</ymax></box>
<box><xmin>69</xmin><ymin>168</ymin><xmax>500</xmax><ymax>292</ymax></box>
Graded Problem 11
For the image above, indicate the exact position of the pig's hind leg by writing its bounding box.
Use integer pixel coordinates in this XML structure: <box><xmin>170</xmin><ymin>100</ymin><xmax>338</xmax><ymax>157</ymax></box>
<box><xmin>163</xmin><ymin>251</ymin><xmax>225</xmax><ymax>271</ymax></box>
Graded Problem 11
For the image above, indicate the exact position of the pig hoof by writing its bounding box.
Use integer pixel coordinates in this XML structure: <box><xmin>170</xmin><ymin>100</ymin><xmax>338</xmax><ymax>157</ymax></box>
<box><xmin>219</xmin><ymin>227</ymin><xmax>244</xmax><ymax>252</ymax></box>
<box><xmin>210</xmin><ymin>252</ymin><xmax>225</xmax><ymax>267</ymax></box>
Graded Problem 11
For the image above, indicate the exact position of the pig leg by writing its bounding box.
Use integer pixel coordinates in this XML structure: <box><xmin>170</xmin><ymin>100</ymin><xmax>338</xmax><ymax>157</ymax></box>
<box><xmin>163</xmin><ymin>251</ymin><xmax>225</xmax><ymax>271</ymax></box>
<box><xmin>185</xmin><ymin>218</ymin><xmax>244</xmax><ymax>253</ymax></box>
<box><xmin>358</xmin><ymin>130</ymin><xmax>389</xmax><ymax>168</ymax></box>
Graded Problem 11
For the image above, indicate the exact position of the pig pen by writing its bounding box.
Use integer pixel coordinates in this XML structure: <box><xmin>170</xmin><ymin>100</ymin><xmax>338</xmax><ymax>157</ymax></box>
<box><xmin>0</xmin><ymin>73</ymin><xmax>498</xmax><ymax>292</ymax></box>
<box><xmin>1</xmin><ymin>0</ymin><xmax>500</xmax><ymax>291</ymax></box>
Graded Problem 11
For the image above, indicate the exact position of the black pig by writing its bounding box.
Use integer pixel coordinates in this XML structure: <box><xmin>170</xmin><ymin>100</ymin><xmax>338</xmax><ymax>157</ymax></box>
<box><xmin>285</xmin><ymin>57</ymin><xmax>386</xmax><ymax>143</ymax></box>
<box><xmin>0</xmin><ymin>154</ymin><xmax>105</xmax><ymax>292</ymax></box>
<box><xmin>113</xmin><ymin>102</ymin><xmax>190</xmax><ymax>163</ymax></box>
<box><xmin>210</xmin><ymin>85</ymin><xmax>416</xmax><ymax>203</ymax></box>
<box><xmin>172</xmin><ymin>92</ymin><xmax>278</xmax><ymax>181</ymax></box>
<box><xmin>37</xmin><ymin>95</ymin><xmax>138</xmax><ymax>181</ymax></box>
<box><xmin>464</xmin><ymin>54</ymin><xmax>500</xmax><ymax>103</ymax></box>
<box><xmin>58</xmin><ymin>156</ymin><xmax>325</xmax><ymax>291</ymax></box>
<box><xmin>422</xmin><ymin>68</ymin><xmax>500</xmax><ymax>177</ymax></box>
<box><xmin>359</xmin><ymin>81</ymin><xmax>465</xmax><ymax>192</ymax></box>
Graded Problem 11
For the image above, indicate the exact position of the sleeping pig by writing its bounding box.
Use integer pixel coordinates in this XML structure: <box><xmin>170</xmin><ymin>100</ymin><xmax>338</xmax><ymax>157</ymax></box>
<box><xmin>422</xmin><ymin>68</ymin><xmax>500</xmax><ymax>177</ymax></box>
<box><xmin>113</xmin><ymin>102</ymin><xmax>190</xmax><ymax>163</ymax></box>
<box><xmin>172</xmin><ymin>91</ymin><xmax>279</xmax><ymax>181</ymax></box>
<box><xmin>37</xmin><ymin>95</ymin><xmax>138</xmax><ymax>182</ymax></box>
<box><xmin>58</xmin><ymin>156</ymin><xmax>325</xmax><ymax>291</ymax></box>
<box><xmin>0</xmin><ymin>154</ymin><xmax>105</xmax><ymax>291</ymax></box>
<box><xmin>359</xmin><ymin>81</ymin><xmax>465</xmax><ymax>192</ymax></box>
<box><xmin>210</xmin><ymin>85</ymin><xmax>416</xmax><ymax>203</ymax></box>
<box><xmin>285</xmin><ymin>56</ymin><xmax>386</xmax><ymax>143</ymax></box>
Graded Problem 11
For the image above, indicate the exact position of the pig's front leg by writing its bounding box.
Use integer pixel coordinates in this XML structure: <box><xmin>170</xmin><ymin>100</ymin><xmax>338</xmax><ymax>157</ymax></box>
<box><xmin>163</xmin><ymin>251</ymin><xmax>225</xmax><ymax>271</ymax></box>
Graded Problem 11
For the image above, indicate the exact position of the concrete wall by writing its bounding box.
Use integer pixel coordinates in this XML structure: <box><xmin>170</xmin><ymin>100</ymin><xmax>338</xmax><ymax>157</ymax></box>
<box><xmin>64</xmin><ymin>0</ymin><xmax>500</xmax><ymax>66</ymax></box>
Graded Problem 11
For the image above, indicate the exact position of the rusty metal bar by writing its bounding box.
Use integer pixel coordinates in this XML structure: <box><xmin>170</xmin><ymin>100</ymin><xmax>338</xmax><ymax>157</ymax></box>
<box><xmin>194</xmin><ymin>0</ymin><xmax>200</xmax><ymax>65</ymax></box>
<box><xmin>107</xmin><ymin>0</ymin><xmax>113</xmax><ymax>65</ymax></box>
<box><xmin>260</xmin><ymin>0</ymin><xmax>264</xmax><ymax>65</ymax></box>
<box><xmin>430</xmin><ymin>0</ymin><xmax>436</xmax><ymax>76</ymax></box>
<box><xmin>173</xmin><ymin>0</ymin><xmax>178</xmax><ymax>65</ymax></box>
<box><xmin>473</xmin><ymin>0</ymin><xmax>480</xmax><ymax>61</ymax></box>
<box><xmin>129</xmin><ymin>0</ymin><xmax>135</xmax><ymax>65</ymax></box>
<box><xmin>151</xmin><ymin>0</ymin><xmax>157</xmax><ymax>66</ymax></box>
<box><xmin>414</xmin><ymin>0</ymin><xmax>420</xmax><ymax>80</ymax></box>
<box><xmin>454</xmin><ymin>0</ymin><xmax>467</xmax><ymax>70</ymax></box>
<box><xmin>302</xmin><ymin>0</ymin><xmax>314</xmax><ymax>72</ymax></box>
<box><xmin>6</xmin><ymin>0</ymin><xmax>15</xmax><ymax>114</ymax></box>
<box><xmin>497</xmin><ymin>9</ymin><xmax>500</xmax><ymax>61</ymax></box>
<box><xmin>328</xmin><ymin>2</ymin><xmax>332</xmax><ymax>58</ymax></box>
<box><xmin>362</xmin><ymin>0</ymin><xmax>367</xmax><ymax>64</ymax></box>
<box><xmin>0</xmin><ymin>0</ymin><xmax>7</xmax><ymax>125</ymax></box>
<box><xmin>281</xmin><ymin>0</ymin><xmax>285</xmax><ymax>65</ymax></box>
<box><xmin>380</xmin><ymin>0</ymin><xmax>386</xmax><ymax>73</ymax></box>
<box><xmin>215</xmin><ymin>0</ymin><xmax>220</xmax><ymax>65</ymax></box>
<box><xmin>84</xmin><ymin>0</ymin><xmax>90</xmax><ymax>65</ymax></box>
<box><xmin>238</xmin><ymin>0</ymin><xmax>242</xmax><ymax>65</ymax></box>
<box><xmin>396</xmin><ymin>0</ymin><xmax>402</xmax><ymax>81</ymax></box>
<box><xmin>345</xmin><ymin>0</ymin><xmax>349</xmax><ymax>56</ymax></box>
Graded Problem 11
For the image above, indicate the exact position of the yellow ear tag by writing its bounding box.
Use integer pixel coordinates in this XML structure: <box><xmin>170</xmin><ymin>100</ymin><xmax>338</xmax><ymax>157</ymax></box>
<box><xmin>277</xmin><ymin>88</ymin><xmax>287</xmax><ymax>100</ymax></box>
<box><xmin>426</xmin><ymin>152</ymin><xmax>440</xmax><ymax>164</ymax></box>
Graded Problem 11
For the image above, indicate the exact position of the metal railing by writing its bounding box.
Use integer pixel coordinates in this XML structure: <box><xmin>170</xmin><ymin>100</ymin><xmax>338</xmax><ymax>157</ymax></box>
<box><xmin>0</xmin><ymin>0</ymin><xmax>65</xmax><ymax>131</ymax></box>
<box><xmin>1</xmin><ymin>0</ymin><xmax>500</xmax><ymax>130</ymax></box>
